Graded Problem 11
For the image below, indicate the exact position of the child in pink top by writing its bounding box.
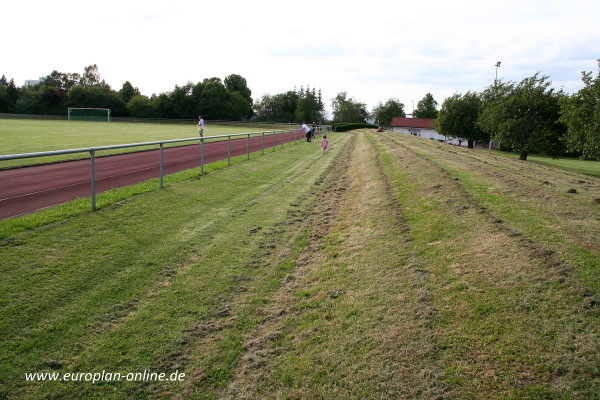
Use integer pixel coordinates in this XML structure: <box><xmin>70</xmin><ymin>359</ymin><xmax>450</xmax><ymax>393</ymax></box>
<box><xmin>321</xmin><ymin>135</ymin><xmax>329</xmax><ymax>153</ymax></box>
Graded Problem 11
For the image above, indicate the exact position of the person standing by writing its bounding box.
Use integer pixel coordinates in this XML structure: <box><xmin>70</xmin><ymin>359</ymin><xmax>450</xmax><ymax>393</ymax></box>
<box><xmin>302</xmin><ymin>122</ymin><xmax>311</xmax><ymax>142</ymax></box>
<box><xmin>198</xmin><ymin>116</ymin><xmax>205</xmax><ymax>137</ymax></box>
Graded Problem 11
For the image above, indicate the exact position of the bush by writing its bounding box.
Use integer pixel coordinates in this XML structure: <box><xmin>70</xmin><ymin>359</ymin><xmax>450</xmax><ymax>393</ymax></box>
<box><xmin>333</xmin><ymin>123</ymin><xmax>378</xmax><ymax>132</ymax></box>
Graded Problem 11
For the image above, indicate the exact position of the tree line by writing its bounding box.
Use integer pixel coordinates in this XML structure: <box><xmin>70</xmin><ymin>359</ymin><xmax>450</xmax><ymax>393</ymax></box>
<box><xmin>0</xmin><ymin>65</ymin><xmax>254</xmax><ymax>121</ymax></box>
<box><xmin>2</xmin><ymin>62</ymin><xmax>599</xmax><ymax>160</ymax></box>
<box><xmin>435</xmin><ymin>61</ymin><xmax>600</xmax><ymax>161</ymax></box>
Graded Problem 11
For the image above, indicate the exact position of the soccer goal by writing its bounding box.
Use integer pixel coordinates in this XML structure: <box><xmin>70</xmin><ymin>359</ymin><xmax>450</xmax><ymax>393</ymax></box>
<box><xmin>68</xmin><ymin>108</ymin><xmax>112</xmax><ymax>122</ymax></box>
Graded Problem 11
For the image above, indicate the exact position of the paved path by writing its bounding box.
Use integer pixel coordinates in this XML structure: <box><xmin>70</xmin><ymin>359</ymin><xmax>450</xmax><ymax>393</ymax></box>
<box><xmin>0</xmin><ymin>131</ymin><xmax>307</xmax><ymax>220</ymax></box>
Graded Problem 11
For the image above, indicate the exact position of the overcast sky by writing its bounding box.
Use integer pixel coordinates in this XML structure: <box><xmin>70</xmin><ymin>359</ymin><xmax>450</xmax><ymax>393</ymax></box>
<box><xmin>3</xmin><ymin>0</ymin><xmax>599</xmax><ymax>117</ymax></box>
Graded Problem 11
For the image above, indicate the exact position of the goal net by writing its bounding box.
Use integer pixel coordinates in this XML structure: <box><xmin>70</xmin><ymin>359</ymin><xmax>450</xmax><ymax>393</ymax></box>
<box><xmin>68</xmin><ymin>108</ymin><xmax>112</xmax><ymax>122</ymax></box>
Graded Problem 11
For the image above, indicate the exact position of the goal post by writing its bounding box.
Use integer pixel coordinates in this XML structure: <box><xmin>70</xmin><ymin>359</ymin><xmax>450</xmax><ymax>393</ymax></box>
<box><xmin>68</xmin><ymin>108</ymin><xmax>112</xmax><ymax>122</ymax></box>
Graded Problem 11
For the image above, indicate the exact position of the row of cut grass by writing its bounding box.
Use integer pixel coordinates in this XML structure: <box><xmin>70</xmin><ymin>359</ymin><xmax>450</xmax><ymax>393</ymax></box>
<box><xmin>372</xmin><ymin>131</ymin><xmax>599</xmax><ymax>398</ymax></box>
<box><xmin>0</xmin><ymin>132</ymin><xmax>348</xmax><ymax>399</ymax></box>
<box><xmin>2</xmin><ymin>128</ymin><xmax>598</xmax><ymax>398</ymax></box>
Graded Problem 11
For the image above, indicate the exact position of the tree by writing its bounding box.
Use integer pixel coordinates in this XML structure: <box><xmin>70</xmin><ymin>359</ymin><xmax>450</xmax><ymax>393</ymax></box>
<box><xmin>229</xmin><ymin>91</ymin><xmax>253</xmax><ymax>120</ymax></box>
<box><xmin>224</xmin><ymin>74</ymin><xmax>251</xmax><ymax>101</ymax></box>
<box><xmin>413</xmin><ymin>93</ymin><xmax>438</xmax><ymax>118</ymax></box>
<box><xmin>278</xmin><ymin>91</ymin><xmax>300</xmax><ymax>121</ymax></box>
<box><xmin>118</xmin><ymin>81</ymin><xmax>140</xmax><ymax>104</ymax></box>
<box><xmin>253</xmin><ymin>94</ymin><xmax>276</xmax><ymax>121</ymax></box>
<box><xmin>127</xmin><ymin>95</ymin><xmax>154</xmax><ymax>118</ymax></box>
<box><xmin>67</xmin><ymin>85</ymin><xmax>127</xmax><ymax>116</ymax></box>
<box><xmin>0</xmin><ymin>85</ymin><xmax>9</xmax><ymax>112</ymax></box>
<box><xmin>0</xmin><ymin>75</ymin><xmax>18</xmax><ymax>112</ymax></box>
<box><xmin>45</xmin><ymin>70</ymin><xmax>80</xmax><ymax>91</ymax></box>
<box><xmin>372</xmin><ymin>98</ymin><xmax>405</xmax><ymax>127</ymax></box>
<box><xmin>478</xmin><ymin>73</ymin><xmax>564</xmax><ymax>160</ymax></box>
<box><xmin>559</xmin><ymin>60</ymin><xmax>600</xmax><ymax>160</ymax></box>
<box><xmin>165</xmin><ymin>83</ymin><xmax>197</xmax><ymax>119</ymax></box>
<box><xmin>198</xmin><ymin>78</ymin><xmax>232</xmax><ymax>120</ymax></box>
<box><xmin>296</xmin><ymin>87</ymin><xmax>325</xmax><ymax>123</ymax></box>
<box><xmin>80</xmin><ymin>64</ymin><xmax>110</xmax><ymax>88</ymax></box>
<box><xmin>224</xmin><ymin>74</ymin><xmax>253</xmax><ymax>119</ymax></box>
<box><xmin>331</xmin><ymin>92</ymin><xmax>369</xmax><ymax>123</ymax></box>
<box><xmin>435</xmin><ymin>91</ymin><xmax>487</xmax><ymax>148</ymax></box>
<box><xmin>254</xmin><ymin>90</ymin><xmax>300</xmax><ymax>122</ymax></box>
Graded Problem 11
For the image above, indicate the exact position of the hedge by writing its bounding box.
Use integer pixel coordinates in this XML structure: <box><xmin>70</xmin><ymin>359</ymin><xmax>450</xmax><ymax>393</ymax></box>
<box><xmin>332</xmin><ymin>123</ymin><xmax>379</xmax><ymax>132</ymax></box>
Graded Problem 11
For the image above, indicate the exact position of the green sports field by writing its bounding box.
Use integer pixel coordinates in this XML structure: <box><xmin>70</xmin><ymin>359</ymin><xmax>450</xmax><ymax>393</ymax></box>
<box><xmin>0</xmin><ymin>119</ymin><xmax>295</xmax><ymax>168</ymax></box>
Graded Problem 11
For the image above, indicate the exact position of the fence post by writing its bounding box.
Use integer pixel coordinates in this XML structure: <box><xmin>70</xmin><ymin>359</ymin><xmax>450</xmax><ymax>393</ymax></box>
<box><xmin>159</xmin><ymin>143</ymin><xmax>164</xmax><ymax>189</ymax></box>
<box><xmin>262</xmin><ymin>132</ymin><xmax>265</xmax><ymax>155</ymax></box>
<box><xmin>227</xmin><ymin>135</ymin><xmax>231</xmax><ymax>165</ymax></box>
<box><xmin>90</xmin><ymin>150</ymin><xmax>96</xmax><ymax>211</ymax></box>
<box><xmin>272</xmin><ymin>131</ymin><xmax>275</xmax><ymax>151</ymax></box>
<box><xmin>281</xmin><ymin>130</ymin><xmax>284</xmax><ymax>148</ymax></box>
<box><xmin>247</xmin><ymin>134</ymin><xmax>250</xmax><ymax>160</ymax></box>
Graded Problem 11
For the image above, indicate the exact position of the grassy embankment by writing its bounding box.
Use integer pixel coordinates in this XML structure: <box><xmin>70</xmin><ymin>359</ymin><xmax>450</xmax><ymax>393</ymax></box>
<box><xmin>494</xmin><ymin>150</ymin><xmax>600</xmax><ymax>178</ymax></box>
<box><xmin>1</xmin><ymin>129</ymin><xmax>598</xmax><ymax>399</ymax></box>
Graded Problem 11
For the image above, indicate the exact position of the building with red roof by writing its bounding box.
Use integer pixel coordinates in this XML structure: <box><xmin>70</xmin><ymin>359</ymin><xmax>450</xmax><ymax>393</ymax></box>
<box><xmin>390</xmin><ymin>117</ymin><xmax>457</xmax><ymax>143</ymax></box>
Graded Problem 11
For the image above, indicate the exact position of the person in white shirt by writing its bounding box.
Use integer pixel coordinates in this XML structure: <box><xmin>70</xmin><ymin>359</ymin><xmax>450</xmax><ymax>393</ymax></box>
<box><xmin>198</xmin><ymin>116</ymin><xmax>205</xmax><ymax>137</ymax></box>
<box><xmin>302</xmin><ymin>122</ymin><xmax>311</xmax><ymax>142</ymax></box>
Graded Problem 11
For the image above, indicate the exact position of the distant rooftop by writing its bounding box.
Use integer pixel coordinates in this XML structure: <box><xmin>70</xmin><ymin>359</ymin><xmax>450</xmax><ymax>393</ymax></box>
<box><xmin>390</xmin><ymin>117</ymin><xmax>435</xmax><ymax>129</ymax></box>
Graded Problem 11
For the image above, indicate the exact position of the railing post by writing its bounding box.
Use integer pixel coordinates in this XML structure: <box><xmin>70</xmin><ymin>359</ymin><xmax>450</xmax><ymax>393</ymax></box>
<box><xmin>272</xmin><ymin>131</ymin><xmax>275</xmax><ymax>151</ymax></box>
<box><xmin>201</xmin><ymin>138</ymin><xmax>204</xmax><ymax>175</ymax></box>
<box><xmin>281</xmin><ymin>130</ymin><xmax>284</xmax><ymax>148</ymax></box>
<box><xmin>227</xmin><ymin>135</ymin><xmax>231</xmax><ymax>165</ymax></box>
<box><xmin>90</xmin><ymin>150</ymin><xmax>96</xmax><ymax>211</ymax></box>
<box><xmin>159</xmin><ymin>143</ymin><xmax>164</xmax><ymax>189</ymax></box>
<box><xmin>262</xmin><ymin>132</ymin><xmax>265</xmax><ymax>155</ymax></box>
<box><xmin>247</xmin><ymin>134</ymin><xmax>250</xmax><ymax>160</ymax></box>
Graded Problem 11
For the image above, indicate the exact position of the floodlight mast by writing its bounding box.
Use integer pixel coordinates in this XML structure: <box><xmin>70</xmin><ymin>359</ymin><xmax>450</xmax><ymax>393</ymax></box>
<box><xmin>495</xmin><ymin>61</ymin><xmax>501</xmax><ymax>83</ymax></box>
<box><xmin>489</xmin><ymin>61</ymin><xmax>501</xmax><ymax>151</ymax></box>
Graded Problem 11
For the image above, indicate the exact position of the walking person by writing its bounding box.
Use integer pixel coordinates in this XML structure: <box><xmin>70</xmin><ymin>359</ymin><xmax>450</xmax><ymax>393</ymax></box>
<box><xmin>302</xmin><ymin>122</ymin><xmax>312</xmax><ymax>142</ymax></box>
<box><xmin>198</xmin><ymin>116</ymin><xmax>205</xmax><ymax>137</ymax></box>
<box><xmin>321</xmin><ymin>135</ymin><xmax>329</xmax><ymax>153</ymax></box>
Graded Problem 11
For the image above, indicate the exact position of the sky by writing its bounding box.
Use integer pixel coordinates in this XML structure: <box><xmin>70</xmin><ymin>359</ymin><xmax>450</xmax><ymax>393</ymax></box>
<box><xmin>2</xmin><ymin>0</ymin><xmax>599</xmax><ymax>118</ymax></box>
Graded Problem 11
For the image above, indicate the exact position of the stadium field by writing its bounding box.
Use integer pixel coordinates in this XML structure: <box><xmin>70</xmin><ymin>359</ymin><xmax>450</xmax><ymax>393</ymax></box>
<box><xmin>0</xmin><ymin>119</ymin><xmax>297</xmax><ymax>168</ymax></box>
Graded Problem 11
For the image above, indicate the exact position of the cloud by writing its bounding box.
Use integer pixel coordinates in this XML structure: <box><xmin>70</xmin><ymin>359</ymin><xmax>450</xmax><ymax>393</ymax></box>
<box><xmin>2</xmin><ymin>0</ymin><xmax>599</xmax><ymax>114</ymax></box>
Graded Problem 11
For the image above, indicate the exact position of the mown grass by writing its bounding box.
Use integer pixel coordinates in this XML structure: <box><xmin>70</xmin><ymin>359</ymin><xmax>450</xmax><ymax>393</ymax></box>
<box><xmin>221</xmin><ymin>132</ymin><xmax>449</xmax><ymax>398</ymax></box>
<box><xmin>373</xmin><ymin>131</ymin><xmax>599</xmax><ymax>398</ymax></box>
<box><xmin>1</xmin><ymin>128</ymin><xmax>598</xmax><ymax>399</ymax></box>
<box><xmin>493</xmin><ymin>150</ymin><xmax>600</xmax><ymax>177</ymax></box>
<box><xmin>0</xmin><ymin>132</ymin><xmax>348</xmax><ymax>399</ymax></box>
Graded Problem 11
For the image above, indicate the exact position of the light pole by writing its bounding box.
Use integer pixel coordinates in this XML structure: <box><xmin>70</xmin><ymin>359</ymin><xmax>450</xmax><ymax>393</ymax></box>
<box><xmin>489</xmin><ymin>61</ymin><xmax>501</xmax><ymax>150</ymax></box>
<box><xmin>495</xmin><ymin>61</ymin><xmax>501</xmax><ymax>83</ymax></box>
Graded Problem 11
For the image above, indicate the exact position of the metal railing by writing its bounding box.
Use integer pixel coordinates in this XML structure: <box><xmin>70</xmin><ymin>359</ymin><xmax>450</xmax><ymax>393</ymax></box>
<box><xmin>0</xmin><ymin>129</ymin><xmax>307</xmax><ymax>211</ymax></box>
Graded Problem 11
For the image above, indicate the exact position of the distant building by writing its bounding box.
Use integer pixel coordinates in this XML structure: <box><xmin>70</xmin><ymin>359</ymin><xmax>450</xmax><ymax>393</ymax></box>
<box><xmin>24</xmin><ymin>77</ymin><xmax>46</xmax><ymax>87</ymax></box>
<box><xmin>390</xmin><ymin>117</ymin><xmax>460</xmax><ymax>145</ymax></box>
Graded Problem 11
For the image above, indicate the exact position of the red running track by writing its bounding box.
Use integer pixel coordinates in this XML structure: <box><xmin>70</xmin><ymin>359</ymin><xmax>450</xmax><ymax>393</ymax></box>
<box><xmin>0</xmin><ymin>131</ymin><xmax>307</xmax><ymax>220</ymax></box>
